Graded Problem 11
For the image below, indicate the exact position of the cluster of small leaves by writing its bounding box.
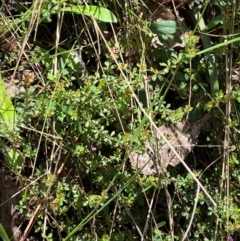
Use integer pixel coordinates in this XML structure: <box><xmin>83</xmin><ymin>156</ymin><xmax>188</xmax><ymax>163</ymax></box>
<box><xmin>15</xmin><ymin>62</ymin><xmax>149</xmax><ymax>239</ymax></box>
<box><xmin>183</xmin><ymin>31</ymin><xmax>200</xmax><ymax>58</ymax></box>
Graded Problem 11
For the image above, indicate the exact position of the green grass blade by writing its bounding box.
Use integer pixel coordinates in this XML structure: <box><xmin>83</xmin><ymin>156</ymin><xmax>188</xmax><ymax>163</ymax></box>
<box><xmin>196</xmin><ymin>36</ymin><xmax>240</xmax><ymax>55</ymax></box>
<box><xmin>0</xmin><ymin>224</ymin><xmax>11</xmax><ymax>241</ymax></box>
<box><xmin>194</xmin><ymin>10</ymin><xmax>219</xmax><ymax>95</ymax></box>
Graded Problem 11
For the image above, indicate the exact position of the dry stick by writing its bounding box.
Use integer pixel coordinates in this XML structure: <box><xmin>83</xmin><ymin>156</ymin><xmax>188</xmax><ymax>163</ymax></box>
<box><xmin>0</xmin><ymin>172</ymin><xmax>47</xmax><ymax>207</ymax></box>
<box><xmin>215</xmin><ymin>157</ymin><xmax>225</xmax><ymax>241</ymax></box>
<box><xmin>109</xmin><ymin>198</ymin><xmax>119</xmax><ymax>237</ymax></box>
<box><xmin>93</xmin><ymin>22</ymin><xmax>217</xmax><ymax>207</ymax></box>
<box><xmin>20</xmin><ymin>149</ymin><xmax>67</xmax><ymax>241</ymax></box>
<box><xmin>165</xmin><ymin>187</ymin><xmax>174</xmax><ymax>240</ymax></box>
<box><xmin>11</xmin><ymin>0</ymin><xmax>42</xmax><ymax>81</ymax></box>
<box><xmin>182</xmin><ymin>157</ymin><xmax>220</xmax><ymax>240</ymax></box>
<box><xmin>20</xmin><ymin>170</ymin><xmax>60</xmax><ymax>241</ymax></box>
<box><xmin>57</xmin><ymin>140</ymin><xmax>77</xmax><ymax>176</ymax></box>
<box><xmin>17</xmin><ymin>124</ymin><xmax>63</xmax><ymax>140</ymax></box>
<box><xmin>141</xmin><ymin>190</ymin><xmax>156</xmax><ymax>241</ymax></box>
<box><xmin>224</xmin><ymin>24</ymin><xmax>234</xmax><ymax>241</ymax></box>
<box><xmin>226</xmin><ymin>5</ymin><xmax>235</xmax><ymax>240</ymax></box>
<box><xmin>19</xmin><ymin>8</ymin><xmax>65</xmax><ymax>240</ymax></box>
<box><xmin>182</xmin><ymin>184</ymin><xmax>200</xmax><ymax>241</ymax></box>
<box><xmin>135</xmin><ymin>82</ymin><xmax>216</xmax><ymax>202</ymax></box>
<box><xmin>19</xmin><ymin>204</ymin><xmax>41</xmax><ymax>241</ymax></box>
<box><xmin>224</xmin><ymin>67</ymin><xmax>231</xmax><ymax>241</ymax></box>
<box><xmin>124</xmin><ymin>207</ymin><xmax>143</xmax><ymax>238</ymax></box>
<box><xmin>215</xmin><ymin>5</ymin><xmax>235</xmax><ymax>241</ymax></box>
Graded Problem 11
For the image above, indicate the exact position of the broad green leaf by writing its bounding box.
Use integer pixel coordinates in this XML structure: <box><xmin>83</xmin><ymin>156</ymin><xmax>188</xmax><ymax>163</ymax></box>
<box><xmin>61</xmin><ymin>5</ymin><xmax>117</xmax><ymax>23</ymax></box>
<box><xmin>5</xmin><ymin>147</ymin><xmax>24</xmax><ymax>172</ymax></box>
<box><xmin>0</xmin><ymin>224</ymin><xmax>11</xmax><ymax>241</ymax></box>
<box><xmin>150</xmin><ymin>20</ymin><xmax>178</xmax><ymax>35</ymax></box>
<box><xmin>0</xmin><ymin>76</ymin><xmax>16</xmax><ymax>134</ymax></box>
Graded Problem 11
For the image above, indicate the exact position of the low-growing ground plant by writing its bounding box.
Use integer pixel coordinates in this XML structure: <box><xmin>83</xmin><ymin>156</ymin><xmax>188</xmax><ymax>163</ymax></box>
<box><xmin>0</xmin><ymin>0</ymin><xmax>239</xmax><ymax>240</ymax></box>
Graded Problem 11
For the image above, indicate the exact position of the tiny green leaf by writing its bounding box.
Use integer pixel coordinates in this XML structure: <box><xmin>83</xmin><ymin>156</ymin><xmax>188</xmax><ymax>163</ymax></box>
<box><xmin>179</xmin><ymin>82</ymin><xmax>187</xmax><ymax>89</ymax></box>
<box><xmin>192</xmin><ymin>84</ymin><xmax>199</xmax><ymax>92</ymax></box>
<box><xmin>61</xmin><ymin>5</ymin><xmax>117</xmax><ymax>23</ymax></box>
